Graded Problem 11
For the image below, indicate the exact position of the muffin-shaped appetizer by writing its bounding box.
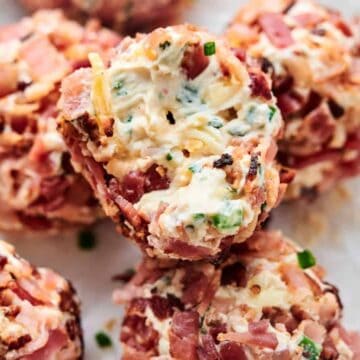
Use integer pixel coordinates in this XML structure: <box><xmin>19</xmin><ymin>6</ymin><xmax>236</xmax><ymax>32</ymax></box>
<box><xmin>0</xmin><ymin>10</ymin><xmax>121</xmax><ymax>231</ymax></box>
<box><xmin>59</xmin><ymin>25</ymin><xmax>285</xmax><ymax>260</ymax></box>
<box><xmin>20</xmin><ymin>0</ymin><xmax>188</xmax><ymax>33</ymax></box>
<box><xmin>0</xmin><ymin>240</ymin><xmax>82</xmax><ymax>359</ymax></box>
<box><xmin>226</xmin><ymin>0</ymin><xmax>360</xmax><ymax>199</ymax></box>
<box><xmin>116</xmin><ymin>230</ymin><xmax>354</xmax><ymax>359</ymax></box>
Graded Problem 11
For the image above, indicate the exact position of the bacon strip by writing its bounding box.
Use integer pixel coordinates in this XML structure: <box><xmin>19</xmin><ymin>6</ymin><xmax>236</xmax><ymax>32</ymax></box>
<box><xmin>169</xmin><ymin>310</ymin><xmax>199</xmax><ymax>360</ymax></box>
<box><xmin>259</xmin><ymin>13</ymin><xmax>294</xmax><ymax>48</ymax></box>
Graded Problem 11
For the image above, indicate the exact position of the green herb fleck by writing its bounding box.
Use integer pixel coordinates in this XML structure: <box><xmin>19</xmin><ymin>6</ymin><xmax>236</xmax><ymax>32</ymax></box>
<box><xmin>298</xmin><ymin>336</ymin><xmax>322</xmax><ymax>360</ymax></box>
<box><xmin>113</xmin><ymin>79</ymin><xmax>127</xmax><ymax>96</ymax></box>
<box><xmin>246</xmin><ymin>105</ymin><xmax>257</xmax><ymax>123</ymax></box>
<box><xmin>176</xmin><ymin>84</ymin><xmax>198</xmax><ymax>104</ymax></box>
<box><xmin>268</xmin><ymin>105</ymin><xmax>277</xmax><ymax>121</ymax></box>
<box><xmin>188</xmin><ymin>164</ymin><xmax>201</xmax><ymax>173</ymax></box>
<box><xmin>261</xmin><ymin>202</ymin><xmax>267</xmax><ymax>212</ymax></box>
<box><xmin>227</xmin><ymin>186</ymin><xmax>237</xmax><ymax>195</ymax></box>
<box><xmin>166</xmin><ymin>153</ymin><xmax>173</xmax><ymax>161</ymax></box>
<box><xmin>228</xmin><ymin>127</ymin><xmax>247</xmax><ymax>136</ymax></box>
<box><xmin>193</xmin><ymin>213</ymin><xmax>205</xmax><ymax>222</ymax></box>
<box><xmin>95</xmin><ymin>332</ymin><xmax>112</xmax><ymax>348</ymax></box>
<box><xmin>297</xmin><ymin>250</ymin><xmax>316</xmax><ymax>269</ymax></box>
<box><xmin>78</xmin><ymin>230</ymin><xmax>96</xmax><ymax>250</ymax></box>
<box><xmin>159</xmin><ymin>40</ymin><xmax>171</xmax><ymax>50</ymax></box>
<box><xmin>204</xmin><ymin>41</ymin><xmax>216</xmax><ymax>56</ymax></box>
<box><xmin>208</xmin><ymin>118</ymin><xmax>224</xmax><ymax>129</ymax></box>
<box><xmin>212</xmin><ymin>209</ymin><xmax>243</xmax><ymax>231</ymax></box>
<box><xmin>125</xmin><ymin>115</ymin><xmax>133</xmax><ymax>123</ymax></box>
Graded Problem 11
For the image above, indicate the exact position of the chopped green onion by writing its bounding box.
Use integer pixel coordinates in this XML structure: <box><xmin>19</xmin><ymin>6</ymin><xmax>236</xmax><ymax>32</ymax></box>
<box><xmin>204</xmin><ymin>41</ymin><xmax>216</xmax><ymax>56</ymax></box>
<box><xmin>212</xmin><ymin>209</ymin><xmax>243</xmax><ymax>231</ymax></box>
<box><xmin>159</xmin><ymin>40</ymin><xmax>171</xmax><ymax>50</ymax></box>
<box><xmin>78</xmin><ymin>230</ymin><xmax>96</xmax><ymax>250</ymax></box>
<box><xmin>298</xmin><ymin>336</ymin><xmax>322</xmax><ymax>360</ymax></box>
<box><xmin>208</xmin><ymin>118</ymin><xmax>224</xmax><ymax>129</ymax></box>
<box><xmin>95</xmin><ymin>331</ymin><xmax>112</xmax><ymax>348</ymax></box>
<box><xmin>166</xmin><ymin>153</ymin><xmax>173</xmax><ymax>161</ymax></box>
<box><xmin>268</xmin><ymin>105</ymin><xmax>277</xmax><ymax>121</ymax></box>
<box><xmin>297</xmin><ymin>250</ymin><xmax>316</xmax><ymax>269</ymax></box>
<box><xmin>188</xmin><ymin>164</ymin><xmax>201</xmax><ymax>173</ymax></box>
<box><xmin>113</xmin><ymin>79</ymin><xmax>127</xmax><ymax>96</ymax></box>
<box><xmin>193</xmin><ymin>213</ymin><xmax>205</xmax><ymax>221</ymax></box>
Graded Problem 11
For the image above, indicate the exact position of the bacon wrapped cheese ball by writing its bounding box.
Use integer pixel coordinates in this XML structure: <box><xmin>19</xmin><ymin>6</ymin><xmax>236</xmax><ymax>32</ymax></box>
<box><xmin>0</xmin><ymin>10</ymin><xmax>121</xmax><ymax>231</ymax></box>
<box><xmin>0</xmin><ymin>240</ymin><xmax>82</xmax><ymax>359</ymax></box>
<box><xmin>116</xmin><ymin>230</ymin><xmax>357</xmax><ymax>360</ymax></box>
<box><xmin>226</xmin><ymin>0</ymin><xmax>360</xmax><ymax>199</ymax></box>
<box><xmin>59</xmin><ymin>25</ymin><xmax>286</xmax><ymax>260</ymax></box>
<box><xmin>20</xmin><ymin>0</ymin><xmax>188</xmax><ymax>33</ymax></box>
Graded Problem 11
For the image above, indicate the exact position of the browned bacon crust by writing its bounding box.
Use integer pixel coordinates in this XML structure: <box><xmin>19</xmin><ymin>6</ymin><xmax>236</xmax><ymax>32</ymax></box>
<box><xmin>226</xmin><ymin>0</ymin><xmax>360</xmax><ymax>199</ymax></box>
<box><xmin>0</xmin><ymin>10</ymin><xmax>121</xmax><ymax>231</ymax></box>
<box><xmin>0</xmin><ymin>240</ymin><xmax>82</xmax><ymax>359</ymax></box>
<box><xmin>59</xmin><ymin>25</ymin><xmax>286</xmax><ymax>260</ymax></box>
<box><xmin>20</xmin><ymin>0</ymin><xmax>189</xmax><ymax>34</ymax></box>
<box><xmin>116</xmin><ymin>230</ymin><xmax>357</xmax><ymax>359</ymax></box>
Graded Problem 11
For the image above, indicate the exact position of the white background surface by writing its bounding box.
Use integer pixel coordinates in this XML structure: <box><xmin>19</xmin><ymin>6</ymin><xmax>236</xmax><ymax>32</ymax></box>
<box><xmin>0</xmin><ymin>0</ymin><xmax>360</xmax><ymax>359</ymax></box>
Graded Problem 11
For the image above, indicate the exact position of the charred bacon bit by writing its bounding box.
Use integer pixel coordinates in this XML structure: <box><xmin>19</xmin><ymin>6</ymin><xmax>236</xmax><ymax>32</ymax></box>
<box><xmin>144</xmin><ymin>164</ymin><xmax>170</xmax><ymax>192</ymax></box>
<box><xmin>121</xmin><ymin>171</ymin><xmax>146</xmax><ymax>203</ymax></box>
<box><xmin>121</xmin><ymin>314</ymin><xmax>159</xmax><ymax>354</ymax></box>
<box><xmin>103</xmin><ymin>118</ymin><xmax>114</xmax><ymax>137</ymax></box>
<box><xmin>262</xmin><ymin>306</ymin><xmax>299</xmax><ymax>333</ymax></box>
<box><xmin>213</xmin><ymin>154</ymin><xmax>234</xmax><ymax>168</ymax></box>
<box><xmin>208</xmin><ymin>321</ymin><xmax>227</xmax><ymax>344</ymax></box>
<box><xmin>258</xmin><ymin>13</ymin><xmax>294</xmax><ymax>48</ymax></box>
<box><xmin>7</xmin><ymin>334</ymin><xmax>32</xmax><ymax>351</ymax></box>
<box><xmin>166</xmin><ymin>111</ymin><xmax>176</xmax><ymax>125</ymax></box>
<box><xmin>277</xmin><ymin>93</ymin><xmax>303</xmax><ymax>118</ymax></box>
<box><xmin>181</xmin><ymin>43</ymin><xmax>210</xmax><ymax>80</ymax></box>
<box><xmin>0</xmin><ymin>256</ymin><xmax>8</xmax><ymax>271</ymax></box>
<box><xmin>169</xmin><ymin>310</ymin><xmax>200</xmax><ymax>360</ymax></box>
<box><xmin>219</xmin><ymin>342</ymin><xmax>247</xmax><ymax>360</ymax></box>
<box><xmin>300</xmin><ymin>91</ymin><xmax>322</xmax><ymax>118</ymax></box>
<box><xmin>246</xmin><ymin>154</ymin><xmax>259</xmax><ymax>181</ymax></box>
<box><xmin>77</xmin><ymin>114</ymin><xmax>99</xmax><ymax>142</ymax></box>
<box><xmin>149</xmin><ymin>295</ymin><xmax>175</xmax><ymax>320</ymax></box>
<box><xmin>59</xmin><ymin>288</ymin><xmax>79</xmax><ymax>316</ymax></box>
<box><xmin>66</xmin><ymin>318</ymin><xmax>81</xmax><ymax>341</ymax></box>
<box><xmin>220</xmin><ymin>262</ymin><xmax>247</xmax><ymax>287</ymax></box>
<box><xmin>249</xmin><ymin>71</ymin><xmax>272</xmax><ymax>100</ymax></box>
<box><xmin>327</xmin><ymin>99</ymin><xmax>345</xmax><ymax>119</ymax></box>
<box><xmin>260</xmin><ymin>57</ymin><xmax>275</xmax><ymax>75</ymax></box>
<box><xmin>273</xmin><ymin>75</ymin><xmax>294</xmax><ymax>96</ymax></box>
